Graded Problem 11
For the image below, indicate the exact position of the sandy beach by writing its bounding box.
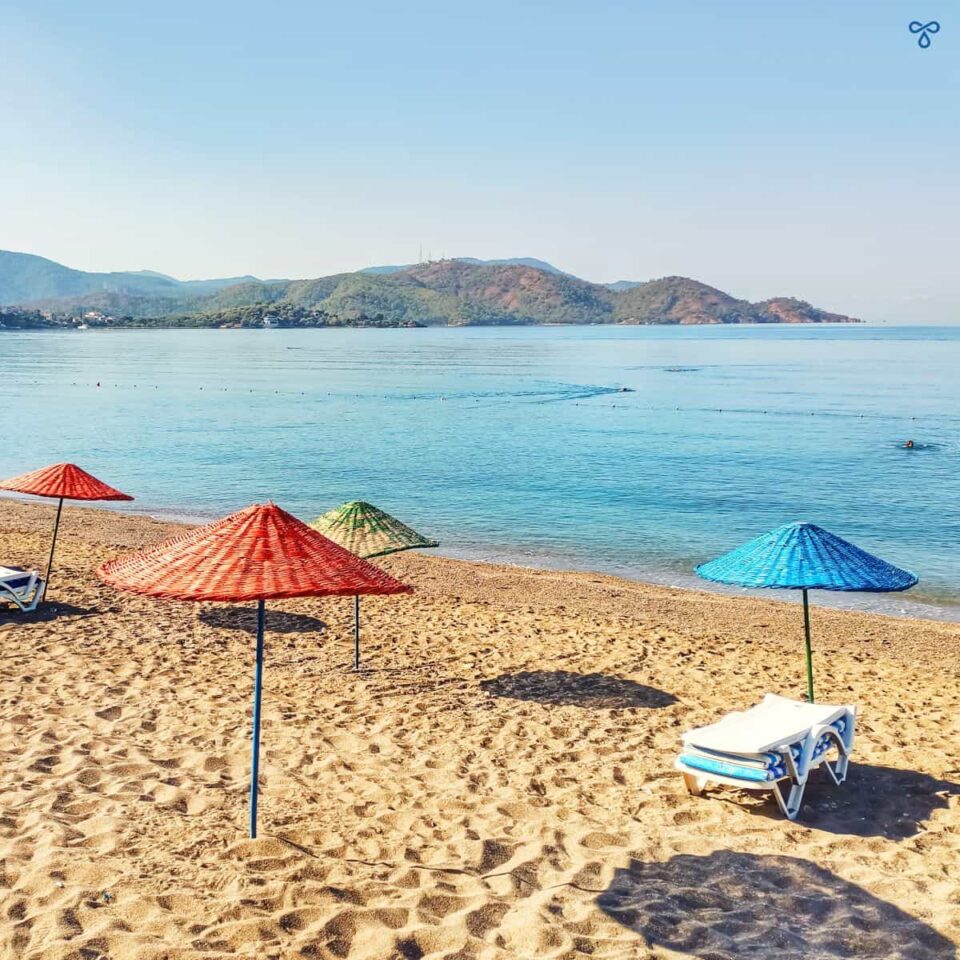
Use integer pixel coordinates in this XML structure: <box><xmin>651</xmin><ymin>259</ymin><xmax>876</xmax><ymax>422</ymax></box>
<box><xmin>1</xmin><ymin>498</ymin><xmax>959</xmax><ymax>960</ymax></box>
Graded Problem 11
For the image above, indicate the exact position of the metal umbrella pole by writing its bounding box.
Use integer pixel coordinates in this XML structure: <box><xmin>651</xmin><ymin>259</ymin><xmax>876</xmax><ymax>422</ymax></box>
<box><xmin>354</xmin><ymin>595</ymin><xmax>360</xmax><ymax>670</ymax></box>
<box><xmin>249</xmin><ymin>600</ymin><xmax>266</xmax><ymax>838</ymax></box>
<box><xmin>802</xmin><ymin>589</ymin><xmax>814</xmax><ymax>703</ymax></box>
<box><xmin>43</xmin><ymin>496</ymin><xmax>65</xmax><ymax>602</ymax></box>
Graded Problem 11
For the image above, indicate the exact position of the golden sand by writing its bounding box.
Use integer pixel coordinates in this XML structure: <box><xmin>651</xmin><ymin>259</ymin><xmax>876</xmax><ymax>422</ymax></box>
<box><xmin>1</xmin><ymin>500</ymin><xmax>959</xmax><ymax>959</ymax></box>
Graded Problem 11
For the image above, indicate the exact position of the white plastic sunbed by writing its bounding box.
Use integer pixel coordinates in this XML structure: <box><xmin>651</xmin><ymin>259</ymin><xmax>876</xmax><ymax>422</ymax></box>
<box><xmin>0</xmin><ymin>565</ymin><xmax>45</xmax><ymax>613</ymax></box>
<box><xmin>676</xmin><ymin>694</ymin><xmax>856</xmax><ymax>820</ymax></box>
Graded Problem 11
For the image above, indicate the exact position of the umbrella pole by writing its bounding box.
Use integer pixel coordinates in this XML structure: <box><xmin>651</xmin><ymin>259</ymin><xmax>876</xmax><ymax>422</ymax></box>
<box><xmin>802</xmin><ymin>589</ymin><xmax>814</xmax><ymax>702</ymax></box>
<box><xmin>249</xmin><ymin>599</ymin><xmax>266</xmax><ymax>839</ymax></box>
<box><xmin>354</xmin><ymin>595</ymin><xmax>360</xmax><ymax>671</ymax></box>
<box><xmin>43</xmin><ymin>496</ymin><xmax>64</xmax><ymax>602</ymax></box>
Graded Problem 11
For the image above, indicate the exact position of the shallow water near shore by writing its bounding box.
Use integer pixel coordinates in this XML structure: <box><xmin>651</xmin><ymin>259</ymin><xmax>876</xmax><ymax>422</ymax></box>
<box><xmin>2</xmin><ymin>323</ymin><xmax>958</xmax><ymax>619</ymax></box>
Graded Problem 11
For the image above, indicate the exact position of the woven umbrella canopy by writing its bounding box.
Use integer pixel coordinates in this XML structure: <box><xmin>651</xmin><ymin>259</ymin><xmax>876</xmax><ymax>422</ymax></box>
<box><xmin>0</xmin><ymin>462</ymin><xmax>133</xmax><ymax>603</ymax></box>
<box><xmin>696</xmin><ymin>522</ymin><xmax>917</xmax><ymax>701</ymax></box>
<box><xmin>310</xmin><ymin>501</ymin><xmax>438</xmax><ymax>669</ymax></box>
<box><xmin>99</xmin><ymin>502</ymin><xmax>412</xmax><ymax>838</ymax></box>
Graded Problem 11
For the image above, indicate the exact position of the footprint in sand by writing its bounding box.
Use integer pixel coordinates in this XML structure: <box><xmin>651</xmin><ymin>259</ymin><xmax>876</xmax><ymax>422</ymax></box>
<box><xmin>466</xmin><ymin>902</ymin><xmax>511</xmax><ymax>939</ymax></box>
<box><xmin>27</xmin><ymin>755</ymin><xmax>59</xmax><ymax>774</ymax></box>
<box><xmin>57</xmin><ymin>908</ymin><xmax>83</xmax><ymax>940</ymax></box>
<box><xmin>417</xmin><ymin>894</ymin><xmax>466</xmax><ymax>921</ymax></box>
<box><xmin>7</xmin><ymin>900</ymin><xmax>28</xmax><ymax>930</ymax></box>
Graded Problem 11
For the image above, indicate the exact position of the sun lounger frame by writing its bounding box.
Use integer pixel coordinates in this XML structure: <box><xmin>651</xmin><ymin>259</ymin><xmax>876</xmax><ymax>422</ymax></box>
<box><xmin>676</xmin><ymin>699</ymin><xmax>856</xmax><ymax>820</ymax></box>
<box><xmin>0</xmin><ymin>567</ymin><xmax>46</xmax><ymax>613</ymax></box>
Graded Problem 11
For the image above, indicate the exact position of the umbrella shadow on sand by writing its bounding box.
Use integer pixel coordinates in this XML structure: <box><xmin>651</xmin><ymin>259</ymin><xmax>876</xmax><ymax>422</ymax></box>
<box><xmin>199</xmin><ymin>606</ymin><xmax>328</xmax><ymax>636</ymax></box>
<box><xmin>597</xmin><ymin>851</ymin><xmax>956</xmax><ymax>959</ymax></box>
<box><xmin>481</xmin><ymin>670</ymin><xmax>677</xmax><ymax>709</ymax></box>
<box><xmin>735</xmin><ymin>762</ymin><xmax>960</xmax><ymax>840</ymax></box>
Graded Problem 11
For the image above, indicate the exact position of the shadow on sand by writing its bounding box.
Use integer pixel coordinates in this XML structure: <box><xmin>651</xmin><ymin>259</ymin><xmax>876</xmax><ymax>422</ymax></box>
<box><xmin>597</xmin><ymin>851</ymin><xmax>955</xmax><ymax>959</ymax></box>
<box><xmin>749</xmin><ymin>761</ymin><xmax>960</xmax><ymax>840</ymax></box>
<box><xmin>200</xmin><ymin>606</ymin><xmax>328</xmax><ymax>636</ymax></box>
<box><xmin>0</xmin><ymin>601</ymin><xmax>96</xmax><ymax>623</ymax></box>
<box><xmin>481</xmin><ymin>670</ymin><xmax>677</xmax><ymax>709</ymax></box>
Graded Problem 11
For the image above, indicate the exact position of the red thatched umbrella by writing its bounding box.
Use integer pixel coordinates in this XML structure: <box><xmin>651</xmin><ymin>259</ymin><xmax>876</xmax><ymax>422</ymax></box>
<box><xmin>98</xmin><ymin>502</ymin><xmax>412</xmax><ymax>838</ymax></box>
<box><xmin>0</xmin><ymin>462</ymin><xmax>133</xmax><ymax>601</ymax></box>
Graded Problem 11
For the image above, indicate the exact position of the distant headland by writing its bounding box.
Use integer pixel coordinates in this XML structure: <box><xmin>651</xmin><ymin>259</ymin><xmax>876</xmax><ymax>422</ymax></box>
<box><xmin>0</xmin><ymin>250</ymin><xmax>861</xmax><ymax>330</ymax></box>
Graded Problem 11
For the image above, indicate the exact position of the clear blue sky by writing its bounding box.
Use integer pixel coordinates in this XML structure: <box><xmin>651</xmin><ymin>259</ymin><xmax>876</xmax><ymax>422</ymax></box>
<box><xmin>2</xmin><ymin>1</ymin><xmax>957</xmax><ymax>321</ymax></box>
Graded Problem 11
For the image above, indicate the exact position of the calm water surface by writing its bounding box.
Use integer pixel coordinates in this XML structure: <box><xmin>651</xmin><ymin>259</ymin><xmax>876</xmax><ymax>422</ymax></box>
<box><xmin>1</xmin><ymin>325</ymin><xmax>958</xmax><ymax>619</ymax></box>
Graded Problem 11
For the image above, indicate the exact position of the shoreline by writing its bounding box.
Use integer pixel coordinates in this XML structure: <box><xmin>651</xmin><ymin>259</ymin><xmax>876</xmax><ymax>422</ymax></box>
<box><xmin>5</xmin><ymin>492</ymin><xmax>958</xmax><ymax>624</ymax></box>
<box><xmin>4</xmin><ymin>497</ymin><xmax>960</xmax><ymax>663</ymax></box>
<box><xmin>2</xmin><ymin>320</ymin><xmax>867</xmax><ymax>330</ymax></box>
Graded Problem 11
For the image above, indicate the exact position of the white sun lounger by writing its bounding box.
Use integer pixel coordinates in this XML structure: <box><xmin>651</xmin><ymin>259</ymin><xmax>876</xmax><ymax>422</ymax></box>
<box><xmin>676</xmin><ymin>693</ymin><xmax>856</xmax><ymax>820</ymax></box>
<box><xmin>0</xmin><ymin>565</ymin><xmax>45</xmax><ymax>613</ymax></box>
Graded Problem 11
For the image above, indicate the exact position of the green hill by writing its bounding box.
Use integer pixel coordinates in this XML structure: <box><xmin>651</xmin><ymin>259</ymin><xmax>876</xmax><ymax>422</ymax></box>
<box><xmin>614</xmin><ymin>277</ymin><xmax>756</xmax><ymax>324</ymax></box>
<box><xmin>0</xmin><ymin>249</ymin><xmax>861</xmax><ymax>327</ymax></box>
<box><xmin>194</xmin><ymin>263</ymin><xmax>854</xmax><ymax>327</ymax></box>
<box><xmin>0</xmin><ymin>250</ymin><xmax>263</xmax><ymax>307</ymax></box>
<box><xmin>198</xmin><ymin>261</ymin><xmax>616</xmax><ymax>325</ymax></box>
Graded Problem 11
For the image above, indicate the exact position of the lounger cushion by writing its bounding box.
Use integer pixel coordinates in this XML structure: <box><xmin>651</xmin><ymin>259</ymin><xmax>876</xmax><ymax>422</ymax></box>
<box><xmin>679</xmin><ymin>753</ymin><xmax>786</xmax><ymax>782</ymax></box>
<box><xmin>678</xmin><ymin>720</ymin><xmax>845</xmax><ymax>784</ymax></box>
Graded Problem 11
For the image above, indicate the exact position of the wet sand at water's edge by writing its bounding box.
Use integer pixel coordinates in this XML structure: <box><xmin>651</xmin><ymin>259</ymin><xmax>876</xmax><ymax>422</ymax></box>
<box><xmin>1</xmin><ymin>500</ymin><xmax>959</xmax><ymax>959</ymax></box>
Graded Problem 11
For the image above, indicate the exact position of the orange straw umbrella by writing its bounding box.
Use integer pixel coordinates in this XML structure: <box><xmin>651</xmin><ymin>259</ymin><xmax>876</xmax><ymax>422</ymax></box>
<box><xmin>0</xmin><ymin>462</ymin><xmax>133</xmax><ymax>602</ymax></box>
<box><xmin>98</xmin><ymin>502</ymin><xmax>412</xmax><ymax>838</ymax></box>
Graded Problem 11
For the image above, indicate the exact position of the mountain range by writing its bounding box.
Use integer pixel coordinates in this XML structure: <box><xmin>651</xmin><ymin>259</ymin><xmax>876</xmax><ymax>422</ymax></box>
<box><xmin>0</xmin><ymin>250</ymin><xmax>860</xmax><ymax>327</ymax></box>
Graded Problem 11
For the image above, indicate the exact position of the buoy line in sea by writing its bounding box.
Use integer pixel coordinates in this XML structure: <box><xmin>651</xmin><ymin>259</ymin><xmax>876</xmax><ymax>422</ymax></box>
<box><xmin>7</xmin><ymin>379</ymin><xmax>951</xmax><ymax>427</ymax></box>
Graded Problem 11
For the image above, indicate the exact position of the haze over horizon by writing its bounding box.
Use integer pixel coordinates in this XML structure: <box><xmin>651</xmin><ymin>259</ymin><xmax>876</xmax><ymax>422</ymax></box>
<box><xmin>2</xmin><ymin>1</ymin><xmax>957</xmax><ymax>323</ymax></box>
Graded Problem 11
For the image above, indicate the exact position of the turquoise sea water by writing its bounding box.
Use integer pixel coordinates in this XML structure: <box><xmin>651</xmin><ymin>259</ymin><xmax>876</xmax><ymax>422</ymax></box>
<box><xmin>1</xmin><ymin>325</ymin><xmax>958</xmax><ymax>619</ymax></box>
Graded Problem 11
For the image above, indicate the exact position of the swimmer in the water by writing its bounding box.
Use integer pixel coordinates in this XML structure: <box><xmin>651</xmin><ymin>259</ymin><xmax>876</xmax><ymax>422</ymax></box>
<box><xmin>904</xmin><ymin>440</ymin><xmax>915</xmax><ymax>449</ymax></box>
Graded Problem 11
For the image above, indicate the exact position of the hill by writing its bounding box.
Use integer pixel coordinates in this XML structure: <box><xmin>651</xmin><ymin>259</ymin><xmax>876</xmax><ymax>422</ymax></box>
<box><xmin>361</xmin><ymin>257</ymin><xmax>570</xmax><ymax>277</ymax></box>
<box><xmin>0</xmin><ymin>250</ymin><xmax>861</xmax><ymax>327</ymax></box>
<box><xmin>166</xmin><ymin>265</ymin><xmax>858</xmax><ymax>328</ymax></box>
<box><xmin>0</xmin><ymin>250</ymin><xmax>265</xmax><ymax>307</ymax></box>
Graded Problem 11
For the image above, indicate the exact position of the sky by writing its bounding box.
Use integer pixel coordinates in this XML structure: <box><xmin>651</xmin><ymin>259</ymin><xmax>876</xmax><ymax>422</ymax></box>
<box><xmin>1</xmin><ymin>1</ymin><xmax>957</xmax><ymax>322</ymax></box>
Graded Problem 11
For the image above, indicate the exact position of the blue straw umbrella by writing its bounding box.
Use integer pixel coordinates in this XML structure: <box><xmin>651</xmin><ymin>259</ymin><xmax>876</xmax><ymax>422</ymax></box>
<box><xmin>696</xmin><ymin>522</ymin><xmax>917</xmax><ymax>702</ymax></box>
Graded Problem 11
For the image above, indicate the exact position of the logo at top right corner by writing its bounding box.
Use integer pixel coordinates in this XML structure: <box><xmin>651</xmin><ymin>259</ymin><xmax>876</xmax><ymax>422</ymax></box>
<box><xmin>909</xmin><ymin>20</ymin><xmax>940</xmax><ymax>48</ymax></box>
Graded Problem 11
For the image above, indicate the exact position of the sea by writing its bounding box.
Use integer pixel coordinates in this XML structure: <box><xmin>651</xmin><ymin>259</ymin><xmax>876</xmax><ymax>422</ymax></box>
<box><xmin>1</xmin><ymin>324</ymin><xmax>958</xmax><ymax>620</ymax></box>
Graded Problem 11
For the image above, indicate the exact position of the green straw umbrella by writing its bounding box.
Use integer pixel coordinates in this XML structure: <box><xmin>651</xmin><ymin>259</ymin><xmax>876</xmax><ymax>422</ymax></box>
<box><xmin>309</xmin><ymin>501</ymin><xmax>438</xmax><ymax>669</ymax></box>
